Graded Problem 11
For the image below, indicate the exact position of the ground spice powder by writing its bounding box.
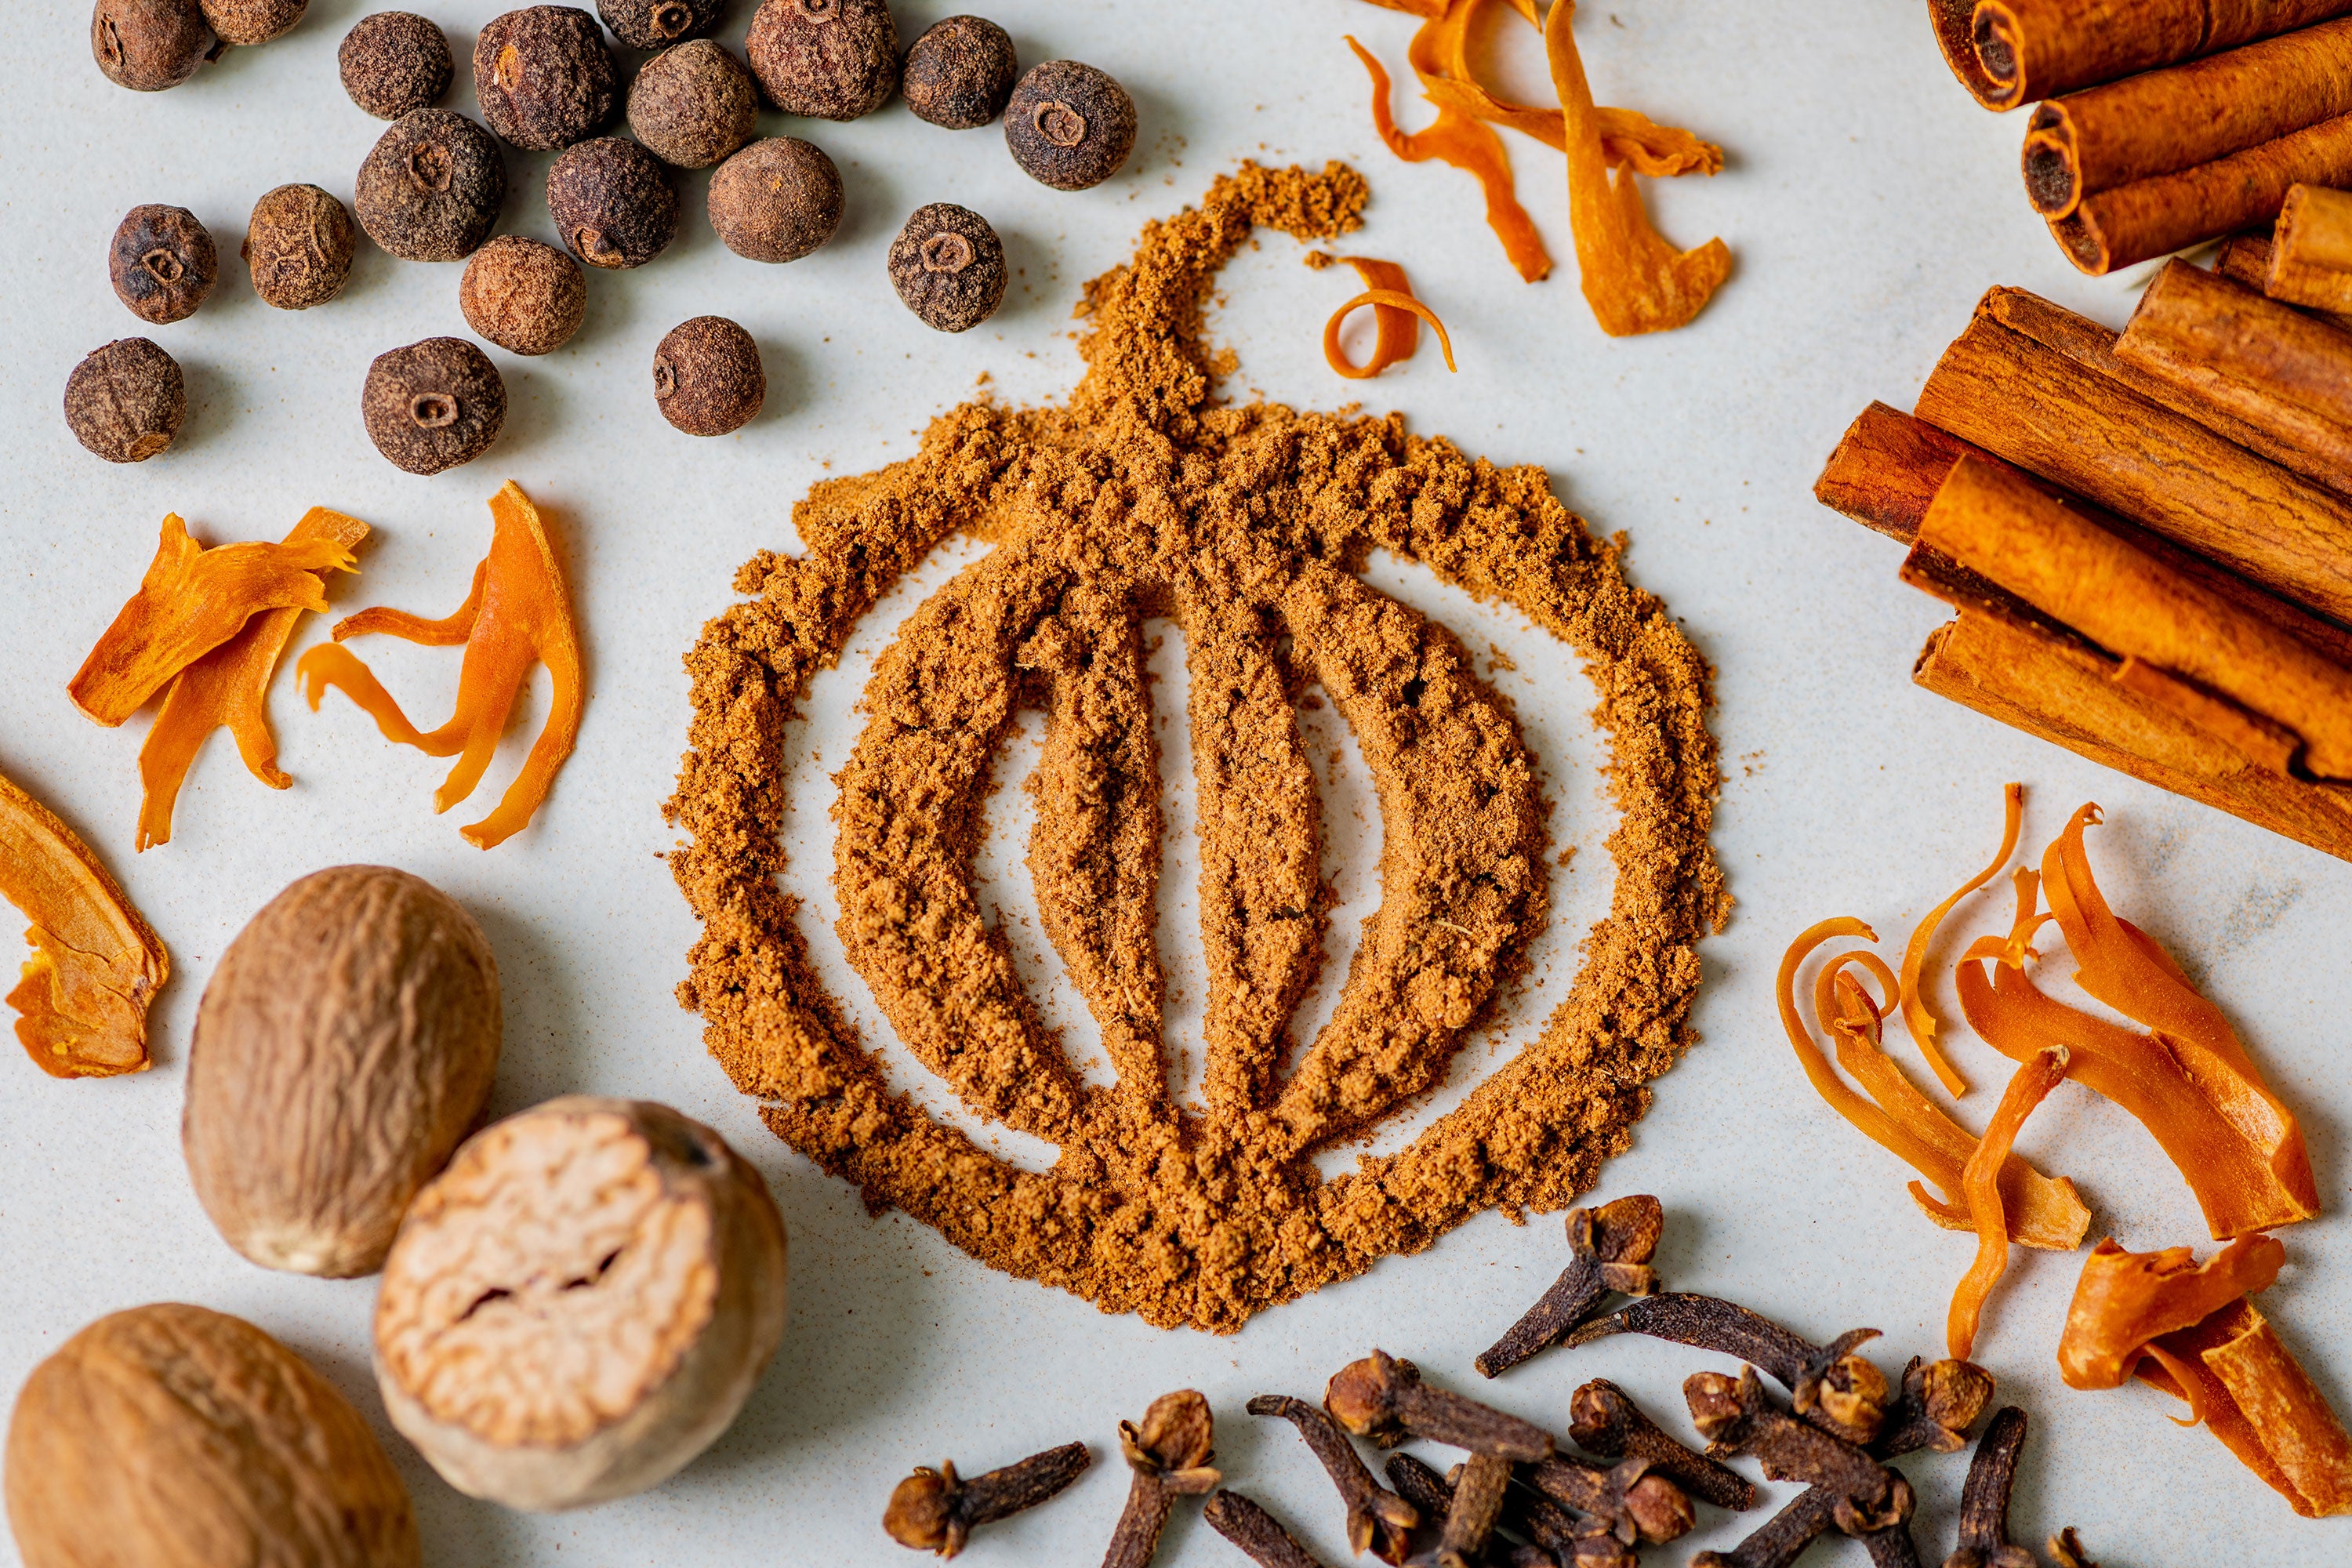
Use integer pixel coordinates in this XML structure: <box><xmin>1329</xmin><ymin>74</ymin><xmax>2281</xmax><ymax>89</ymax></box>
<box><xmin>666</xmin><ymin>162</ymin><xmax>1726</xmax><ymax>1330</ymax></box>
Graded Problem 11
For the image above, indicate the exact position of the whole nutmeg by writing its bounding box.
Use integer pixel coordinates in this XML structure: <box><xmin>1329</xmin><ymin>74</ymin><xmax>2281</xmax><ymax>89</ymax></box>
<box><xmin>547</xmin><ymin>136</ymin><xmax>677</xmax><ymax>269</ymax></box>
<box><xmin>363</xmin><ymin>337</ymin><xmax>506</xmax><ymax>474</ymax></box>
<box><xmin>902</xmin><ymin>14</ymin><xmax>1016</xmax><ymax>130</ymax></box>
<box><xmin>654</xmin><ymin>316</ymin><xmax>764</xmax><ymax>435</ymax></box>
<box><xmin>707</xmin><ymin>136</ymin><xmax>841</xmax><ymax>263</ymax></box>
<box><xmin>242</xmin><ymin>183</ymin><xmax>355</xmax><ymax>309</ymax></box>
<box><xmin>340</xmin><ymin>11</ymin><xmax>452</xmax><ymax>118</ymax></box>
<box><xmin>198</xmin><ymin>0</ymin><xmax>303</xmax><ymax>46</ymax></box>
<box><xmin>356</xmin><ymin>108</ymin><xmax>505</xmax><ymax>261</ymax></box>
<box><xmin>64</xmin><ymin>337</ymin><xmax>185</xmax><ymax>463</ymax></box>
<box><xmin>475</xmin><ymin>5</ymin><xmax>619</xmax><ymax>151</ymax></box>
<box><xmin>183</xmin><ymin>866</ymin><xmax>501</xmax><ymax>1277</ymax></box>
<box><xmin>887</xmin><ymin>202</ymin><xmax>1005</xmax><ymax>332</ymax></box>
<box><xmin>459</xmin><ymin>234</ymin><xmax>586</xmax><ymax>354</ymax></box>
<box><xmin>110</xmin><ymin>203</ymin><xmax>216</xmax><ymax>325</ymax></box>
<box><xmin>4</xmin><ymin>1303</ymin><xmax>421</xmax><ymax>1568</ymax></box>
<box><xmin>744</xmin><ymin>0</ymin><xmax>898</xmax><ymax>121</ymax></box>
<box><xmin>92</xmin><ymin>0</ymin><xmax>214</xmax><ymax>92</ymax></box>
<box><xmin>598</xmin><ymin>0</ymin><xmax>724</xmax><ymax>50</ymax></box>
<box><xmin>375</xmin><ymin>1097</ymin><xmax>789</xmax><ymax>1512</ymax></box>
<box><xmin>1004</xmin><ymin>59</ymin><xmax>1134</xmax><ymax>191</ymax></box>
<box><xmin>628</xmin><ymin>39</ymin><xmax>757</xmax><ymax>169</ymax></box>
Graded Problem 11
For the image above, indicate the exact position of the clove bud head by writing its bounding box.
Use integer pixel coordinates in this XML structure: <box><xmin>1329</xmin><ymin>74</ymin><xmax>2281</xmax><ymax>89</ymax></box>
<box><xmin>1684</xmin><ymin>1370</ymin><xmax>1754</xmax><ymax>1444</ymax></box>
<box><xmin>1327</xmin><ymin>1353</ymin><xmax>1406</xmax><ymax>1443</ymax></box>
<box><xmin>1625</xmin><ymin>1473</ymin><xmax>1697</xmax><ymax>1544</ymax></box>
<box><xmin>1801</xmin><ymin>1352</ymin><xmax>1890</xmax><ymax>1443</ymax></box>
<box><xmin>1904</xmin><ymin>1358</ymin><xmax>1993</xmax><ymax>1454</ymax></box>
<box><xmin>883</xmin><ymin>1465</ymin><xmax>960</xmax><ymax>1555</ymax></box>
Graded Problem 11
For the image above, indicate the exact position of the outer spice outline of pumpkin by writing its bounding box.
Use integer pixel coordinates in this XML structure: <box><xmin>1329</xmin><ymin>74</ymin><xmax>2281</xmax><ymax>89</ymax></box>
<box><xmin>666</xmin><ymin>163</ymin><xmax>1726</xmax><ymax>1332</ymax></box>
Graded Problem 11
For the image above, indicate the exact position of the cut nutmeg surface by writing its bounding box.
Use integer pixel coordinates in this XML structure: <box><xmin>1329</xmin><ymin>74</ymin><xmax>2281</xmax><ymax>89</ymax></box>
<box><xmin>375</xmin><ymin>1096</ymin><xmax>788</xmax><ymax>1511</ymax></box>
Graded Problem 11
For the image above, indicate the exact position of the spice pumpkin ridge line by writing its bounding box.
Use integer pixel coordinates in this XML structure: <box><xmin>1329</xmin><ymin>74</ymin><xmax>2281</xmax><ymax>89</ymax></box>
<box><xmin>666</xmin><ymin>161</ymin><xmax>1726</xmax><ymax>1331</ymax></box>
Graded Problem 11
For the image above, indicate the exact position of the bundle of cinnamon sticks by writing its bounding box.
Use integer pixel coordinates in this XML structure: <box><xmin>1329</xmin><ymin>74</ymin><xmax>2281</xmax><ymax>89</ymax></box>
<box><xmin>1817</xmin><ymin>254</ymin><xmax>2352</xmax><ymax>862</ymax></box>
<box><xmin>1925</xmin><ymin>1</ymin><xmax>2352</xmax><ymax>273</ymax></box>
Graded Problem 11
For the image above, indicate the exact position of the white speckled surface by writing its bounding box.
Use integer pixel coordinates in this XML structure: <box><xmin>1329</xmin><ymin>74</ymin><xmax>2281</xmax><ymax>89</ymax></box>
<box><xmin>3</xmin><ymin>0</ymin><xmax>2348</xmax><ymax>1563</ymax></box>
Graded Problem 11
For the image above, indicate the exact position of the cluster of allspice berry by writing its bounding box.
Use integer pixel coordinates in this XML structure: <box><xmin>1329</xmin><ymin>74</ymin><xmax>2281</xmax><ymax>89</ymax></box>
<box><xmin>66</xmin><ymin>2</ymin><xmax>1139</xmax><ymax>470</ymax></box>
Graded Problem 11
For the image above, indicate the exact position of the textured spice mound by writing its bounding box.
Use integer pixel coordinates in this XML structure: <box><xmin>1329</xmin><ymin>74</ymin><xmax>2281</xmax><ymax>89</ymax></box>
<box><xmin>666</xmin><ymin>162</ymin><xmax>1726</xmax><ymax>1330</ymax></box>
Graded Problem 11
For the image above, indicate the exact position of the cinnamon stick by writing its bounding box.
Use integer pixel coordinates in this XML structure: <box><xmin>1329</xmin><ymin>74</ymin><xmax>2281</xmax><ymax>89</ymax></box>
<box><xmin>2114</xmin><ymin>259</ymin><xmax>2352</xmax><ymax>496</ymax></box>
<box><xmin>1918</xmin><ymin>453</ymin><xmax>2352</xmax><ymax>779</ymax></box>
<box><xmin>1941</xmin><ymin>0</ymin><xmax>2352</xmax><ymax>112</ymax></box>
<box><xmin>1813</xmin><ymin>402</ymin><xmax>1973</xmax><ymax>542</ymax></box>
<box><xmin>2214</xmin><ymin>232</ymin><xmax>2352</xmax><ymax>332</ymax></box>
<box><xmin>2048</xmin><ymin>111</ymin><xmax>2352</xmax><ymax>274</ymax></box>
<box><xmin>1913</xmin><ymin>287</ymin><xmax>2352</xmax><ymax>622</ymax></box>
<box><xmin>2267</xmin><ymin>181</ymin><xmax>2352</xmax><ymax>310</ymax></box>
<box><xmin>2021</xmin><ymin>21</ymin><xmax>2352</xmax><ymax>218</ymax></box>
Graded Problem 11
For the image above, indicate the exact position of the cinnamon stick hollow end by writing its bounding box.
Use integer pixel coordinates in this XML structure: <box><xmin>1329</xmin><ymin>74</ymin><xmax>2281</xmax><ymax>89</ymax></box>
<box><xmin>2049</xmin><ymin>112</ymin><xmax>2352</xmax><ymax>276</ymax></box>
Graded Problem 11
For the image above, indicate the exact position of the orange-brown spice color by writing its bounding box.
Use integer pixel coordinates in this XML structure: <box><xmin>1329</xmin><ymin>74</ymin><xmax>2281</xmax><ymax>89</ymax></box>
<box><xmin>666</xmin><ymin>162</ymin><xmax>1726</xmax><ymax>1330</ymax></box>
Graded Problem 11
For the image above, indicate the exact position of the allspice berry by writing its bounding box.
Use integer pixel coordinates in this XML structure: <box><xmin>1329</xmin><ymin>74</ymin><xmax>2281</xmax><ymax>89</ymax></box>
<box><xmin>653</xmin><ymin>316</ymin><xmax>763</xmax><ymax>435</ymax></box>
<box><xmin>362</xmin><ymin>337</ymin><xmax>505</xmax><ymax>474</ymax></box>
<box><xmin>109</xmin><ymin>204</ymin><xmax>216</xmax><ymax>324</ymax></box>
<box><xmin>91</xmin><ymin>0</ymin><xmax>214</xmax><ymax>92</ymax></box>
<box><xmin>474</xmin><ymin>5</ymin><xmax>618</xmax><ymax>151</ymax></box>
<box><xmin>356</xmin><ymin>108</ymin><xmax>504</xmax><ymax>261</ymax></box>
<box><xmin>242</xmin><ymin>184</ymin><xmax>355</xmax><ymax>310</ymax></box>
<box><xmin>459</xmin><ymin>235</ymin><xmax>585</xmax><ymax>355</ymax></box>
<box><xmin>744</xmin><ymin>0</ymin><xmax>897</xmax><ymax>121</ymax></box>
<box><xmin>597</xmin><ymin>0</ymin><xmax>724</xmax><ymax>50</ymax></box>
<box><xmin>1004</xmin><ymin>60</ymin><xmax>1134</xmax><ymax>191</ymax></box>
<box><xmin>902</xmin><ymin>15</ymin><xmax>1015</xmax><ymax>130</ymax></box>
<box><xmin>339</xmin><ymin>11</ymin><xmax>452</xmax><ymax>118</ymax></box>
<box><xmin>628</xmin><ymin>39</ymin><xmax>756</xmax><ymax>169</ymax></box>
<box><xmin>64</xmin><ymin>338</ymin><xmax>185</xmax><ymax>463</ymax></box>
<box><xmin>707</xmin><ymin>136</ymin><xmax>841</xmax><ymax>263</ymax></box>
<box><xmin>547</xmin><ymin>136</ymin><xmax>677</xmax><ymax>269</ymax></box>
<box><xmin>198</xmin><ymin>0</ymin><xmax>303</xmax><ymax>46</ymax></box>
<box><xmin>887</xmin><ymin>203</ymin><xmax>1005</xmax><ymax>332</ymax></box>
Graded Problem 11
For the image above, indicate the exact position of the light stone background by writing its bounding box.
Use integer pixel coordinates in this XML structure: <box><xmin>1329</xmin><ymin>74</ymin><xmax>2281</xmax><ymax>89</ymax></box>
<box><xmin>3</xmin><ymin>1</ymin><xmax>2348</xmax><ymax>1563</ymax></box>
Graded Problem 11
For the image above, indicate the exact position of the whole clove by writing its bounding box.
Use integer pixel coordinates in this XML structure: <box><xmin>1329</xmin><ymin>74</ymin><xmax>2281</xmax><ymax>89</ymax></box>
<box><xmin>1433</xmin><ymin>1451</ymin><xmax>1512</xmax><ymax>1568</ymax></box>
<box><xmin>1494</xmin><ymin>1471</ymin><xmax>1588</xmax><ymax>1561</ymax></box>
<box><xmin>1204</xmin><ymin>1490</ymin><xmax>1338</xmax><ymax>1568</ymax></box>
<box><xmin>1478</xmin><ymin>1196</ymin><xmax>1662</xmax><ymax>1379</ymax></box>
<box><xmin>1525</xmin><ymin>1457</ymin><xmax>1693</xmax><ymax>1546</ymax></box>
<box><xmin>1692</xmin><ymin>1486</ymin><xmax>1842</xmax><ymax>1568</ymax></box>
<box><xmin>1102</xmin><ymin>1389</ymin><xmax>1221</xmax><ymax>1568</ymax></box>
<box><xmin>1685</xmin><ymin>1368</ymin><xmax>1908</xmax><ymax>1536</ymax></box>
<box><xmin>1568</xmin><ymin>1294</ymin><xmax>1890</xmax><ymax>1445</ymax></box>
<box><xmin>1326</xmin><ymin>1352</ymin><xmax>1552</xmax><ymax>1461</ymax></box>
<box><xmin>1383</xmin><ymin>1453</ymin><xmax>1456</xmax><ymax>1525</ymax></box>
<box><xmin>1875</xmin><ymin>1357</ymin><xmax>1994</xmax><ymax>1458</ymax></box>
<box><xmin>93</xmin><ymin>0</ymin><xmax>213</xmax><ymax>92</ymax></box>
<box><xmin>1567</xmin><ymin>1380</ymin><xmax>1754</xmax><ymax>1512</ymax></box>
<box><xmin>1942</xmin><ymin>1407</ymin><xmax>2033</xmax><ymax>1568</ymax></box>
<box><xmin>1246</xmin><ymin>1394</ymin><xmax>1416</xmax><ymax>1564</ymax></box>
<box><xmin>110</xmin><ymin>204</ymin><xmax>216</xmax><ymax>325</ymax></box>
<box><xmin>882</xmin><ymin>1440</ymin><xmax>1091</xmax><ymax>1557</ymax></box>
<box><xmin>2047</xmin><ymin>1527</ymin><xmax>2098</xmax><ymax>1568</ymax></box>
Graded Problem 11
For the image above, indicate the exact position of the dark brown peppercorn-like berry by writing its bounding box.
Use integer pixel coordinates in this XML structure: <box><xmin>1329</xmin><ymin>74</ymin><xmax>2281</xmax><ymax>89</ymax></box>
<box><xmin>547</xmin><ymin>136</ymin><xmax>678</xmax><ymax>269</ymax></box>
<box><xmin>459</xmin><ymin>235</ymin><xmax>585</xmax><ymax>355</ymax></box>
<box><xmin>92</xmin><ymin>0</ymin><xmax>213</xmax><ymax>92</ymax></box>
<box><xmin>339</xmin><ymin>11</ymin><xmax>452</xmax><ymax>118</ymax></box>
<box><xmin>653</xmin><ymin>316</ymin><xmax>764</xmax><ymax>436</ymax></box>
<box><xmin>902</xmin><ymin>15</ymin><xmax>1015</xmax><ymax>129</ymax></box>
<box><xmin>597</xmin><ymin>0</ymin><xmax>723</xmax><ymax>50</ymax></box>
<box><xmin>627</xmin><ymin>40</ymin><xmax>756</xmax><ymax>168</ymax></box>
<box><xmin>362</xmin><ymin>337</ymin><xmax>505</xmax><ymax>474</ymax></box>
<box><xmin>1004</xmin><ymin>60</ymin><xmax>1134</xmax><ymax>191</ymax></box>
<box><xmin>241</xmin><ymin>184</ymin><xmax>355</xmax><ymax>310</ymax></box>
<box><xmin>474</xmin><ymin>5</ymin><xmax>618</xmax><ymax>151</ymax></box>
<box><xmin>65</xmin><ymin>339</ymin><xmax>186</xmax><ymax>463</ymax></box>
<box><xmin>110</xmin><ymin>205</ymin><xmax>216</xmax><ymax>325</ymax></box>
<box><xmin>198</xmin><ymin>0</ymin><xmax>303</xmax><ymax>46</ymax></box>
<box><xmin>887</xmin><ymin>203</ymin><xmax>1005</xmax><ymax>332</ymax></box>
<box><xmin>744</xmin><ymin>0</ymin><xmax>897</xmax><ymax>121</ymax></box>
<box><xmin>706</xmin><ymin>136</ymin><xmax>841</xmax><ymax>262</ymax></box>
<box><xmin>356</xmin><ymin>108</ymin><xmax>505</xmax><ymax>261</ymax></box>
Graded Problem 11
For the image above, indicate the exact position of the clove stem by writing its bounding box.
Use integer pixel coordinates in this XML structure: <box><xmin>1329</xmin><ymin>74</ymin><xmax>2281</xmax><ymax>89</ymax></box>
<box><xmin>1568</xmin><ymin>1379</ymin><xmax>1755</xmax><ymax>1511</ymax></box>
<box><xmin>1248</xmin><ymin>1393</ymin><xmax>1417</xmax><ymax>1563</ymax></box>
<box><xmin>1947</xmin><ymin>1406</ymin><xmax>2035</xmax><ymax>1568</ymax></box>
<box><xmin>1569</xmin><ymin>1295</ymin><xmax>1890</xmax><ymax>1444</ymax></box>
<box><xmin>1102</xmin><ymin>1391</ymin><xmax>1221</xmax><ymax>1568</ymax></box>
<box><xmin>1476</xmin><ymin>1196</ymin><xmax>1663</xmax><ymax>1378</ymax></box>
<box><xmin>1435</xmin><ymin>1451</ymin><xmax>1512</xmax><ymax>1568</ymax></box>
<box><xmin>1327</xmin><ymin>1352</ymin><xmax>1553</xmax><ymax>1461</ymax></box>
<box><xmin>1692</xmin><ymin>1486</ymin><xmax>1841</xmax><ymax>1568</ymax></box>
<box><xmin>883</xmin><ymin>1442</ymin><xmax>1092</xmax><ymax>1557</ymax></box>
<box><xmin>1203</xmin><ymin>1490</ymin><xmax>1336</xmax><ymax>1568</ymax></box>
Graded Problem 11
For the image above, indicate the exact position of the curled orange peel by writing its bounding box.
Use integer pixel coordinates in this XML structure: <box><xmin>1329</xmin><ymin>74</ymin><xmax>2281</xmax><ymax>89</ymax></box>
<box><xmin>1899</xmin><ymin>782</ymin><xmax>2022</xmax><ymax>1098</ymax></box>
<box><xmin>1324</xmin><ymin>274</ymin><xmax>1457</xmax><ymax>378</ymax></box>
<box><xmin>2057</xmin><ymin>1233</ymin><xmax>2285</xmax><ymax>1392</ymax></box>
<box><xmin>1947</xmin><ymin>1045</ymin><xmax>2070</xmax><ymax>1359</ymax></box>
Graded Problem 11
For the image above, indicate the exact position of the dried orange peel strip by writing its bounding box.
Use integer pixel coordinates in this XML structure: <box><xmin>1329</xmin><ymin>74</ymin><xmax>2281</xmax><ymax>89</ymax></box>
<box><xmin>1543</xmin><ymin>0</ymin><xmax>1730</xmax><ymax>336</ymax></box>
<box><xmin>1897</xmin><ymin>782</ymin><xmax>2023</xmax><ymax>1098</ymax></box>
<box><xmin>2057</xmin><ymin>1234</ymin><xmax>2285</xmax><ymax>1391</ymax></box>
<box><xmin>299</xmin><ymin>481</ymin><xmax>582</xmax><ymax>850</ymax></box>
<box><xmin>0</xmin><ymin>771</ymin><xmax>168</xmax><ymax>1078</ymax></box>
<box><xmin>1323</xmin><ymin>261</ymin><xmax>1457</xmax><ymax>379</ymax></box>
<box><xmin>69</xmin><ymin>515</ymin><xmax>358</xmax><ymax>728</ymax></box>
<box><xmin>2140</xmin><ymin>1297</ymin><xmax>2352</xmax><ymax>1517</ymax></box>
<box><xmin>134</xmin><ymin>507</ymin><xmax>370</xmax><ymax>852</ymax></box>
<box><xmin>1947</xmin><ymin>1045</ymin><xmax>2070</xmax><ymax>1359</ymax></box>
<box><xmin>1780</xmin><ymin>918</ymin><xmax>2089</xmax><ymax>1250</ymax></box>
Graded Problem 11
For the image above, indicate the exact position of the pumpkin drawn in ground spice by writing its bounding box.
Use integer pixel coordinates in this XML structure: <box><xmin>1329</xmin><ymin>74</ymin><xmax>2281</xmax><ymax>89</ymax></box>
<box><xmin>666</xmin><ymin>161</ymin><xmax>1726</xmax><ymax>1331</ymax></box>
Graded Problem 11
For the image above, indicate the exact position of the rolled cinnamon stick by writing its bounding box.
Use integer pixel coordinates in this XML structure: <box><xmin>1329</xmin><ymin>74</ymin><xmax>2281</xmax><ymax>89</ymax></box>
<box><xmin>2217</xmin><ymin>233</ymin><xmax>2352</xmax><ymax>331</ymax></box>
<box><xmin>2048</xmin><ymin>111</ymin><xmax>2352</xmax><ymax>274</ymax></box>
<box><xmin>2267</xmin><ymin>181</ymin><xmax>2352</xmax><ymax>310</ymax></box>
<box><xmin>1951</xmin><ymin>0</ymin><xmax>2352</xmax><ymax>112</ymax></box>
<box><xmin>2114</xmin><ymin>259</ymin><xmax>2352</xmax><ymax>496</ymax></box>
<box><xmin>1914</xmin><ymin>287</ymin><xmax>2352</xmax><ymax>622</ymax></box>
<box><xmin>1813</xmin><ymin>401</ymin><xmax>1973</xmax><ymax>541</ymax></box>
<box><xmin>2021</xmin><ymin>22</ymin><xmax>2352</xmax><ymax>218</ymax></box>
